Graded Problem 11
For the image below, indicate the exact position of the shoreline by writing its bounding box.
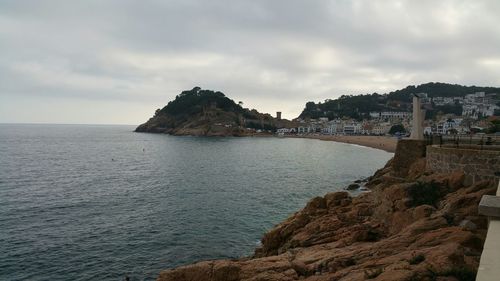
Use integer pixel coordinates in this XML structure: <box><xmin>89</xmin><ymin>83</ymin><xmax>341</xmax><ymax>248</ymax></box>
<box><xmin>135</xmin><ymin>130</ymin><xmax>398</xmax><ymax>153</ymax></box>
<box><xmin>286</xmin><ymin>135</ymin><xmax>398</xmax><ymax>153</ymax></box>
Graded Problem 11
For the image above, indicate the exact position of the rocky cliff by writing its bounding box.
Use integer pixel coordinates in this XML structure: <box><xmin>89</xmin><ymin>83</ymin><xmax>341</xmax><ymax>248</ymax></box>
<box><xmin>156</xmin><ymin>145</ymin><xmax>496</xmax><ymax>281</ymax></box>
<box><xmin>136</xmin><ymin>87</ymin><xmax>293</xmax><ymax>136</ymax></box>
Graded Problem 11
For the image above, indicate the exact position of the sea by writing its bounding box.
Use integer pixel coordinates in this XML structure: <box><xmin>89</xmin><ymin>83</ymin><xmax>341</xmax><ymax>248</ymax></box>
<box><xmin>0</xmin><ymin>124</ymin><xmax>393</xmax><ymax>281</ymax></box>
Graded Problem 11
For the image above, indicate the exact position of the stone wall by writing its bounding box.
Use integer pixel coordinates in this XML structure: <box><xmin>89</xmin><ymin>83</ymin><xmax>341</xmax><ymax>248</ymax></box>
<box><xmin>426</xmin><ymin>145</ymin><xmax>500</xmax><ymax>184</ymax></box>
<box><xmin>476</xmin><ymin>181</ymin><xmax>500</xmax><ymax>280</ymax></box>
<box><xmin>392</xmin><ymin>139</ymin><xmax>427</xmax><ymax>177</ymax></box>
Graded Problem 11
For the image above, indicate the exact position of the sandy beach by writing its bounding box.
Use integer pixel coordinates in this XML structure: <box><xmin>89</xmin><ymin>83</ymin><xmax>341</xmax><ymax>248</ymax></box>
<box><xmin>293</xmin><ymin>135</ymin><xmax>398</xmax><ymax>153</ymax></box>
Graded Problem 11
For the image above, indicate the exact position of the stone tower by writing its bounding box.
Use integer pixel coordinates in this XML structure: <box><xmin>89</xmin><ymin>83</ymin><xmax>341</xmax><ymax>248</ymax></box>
<box><xmin>410</xmin><ymin>93</ymin><xmax>425</xmax><ymax>140</ymax></box>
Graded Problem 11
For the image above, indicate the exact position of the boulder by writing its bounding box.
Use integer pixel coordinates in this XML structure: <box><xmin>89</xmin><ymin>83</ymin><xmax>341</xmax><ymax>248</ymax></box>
<box><xmin>459</xmin><ymin>220</ymin><xmax>477</xmax><ymax>231</ymax></box>
<box><xmin>324</xmin><ymin>192</ymin><xmax>349</xmax><ymax>208</ymax></box>
<box><xmin>304</xmin><ymin>197</ymin><xmax>327</xmax><ymax>213</ymax></box>
<box><xmin>413</xmin><ymin>205</ymin><xmax>436</xmax><ymax>220</ymax></box>
<box><xmin>346</xmin><ymin>183</ymin><xmax>360</xmax><ymax>190</ymax></box>
<box><xmin>291</xmin><ymin>260</ymin><xmax>313</xmax><ymax>276</ymax></box>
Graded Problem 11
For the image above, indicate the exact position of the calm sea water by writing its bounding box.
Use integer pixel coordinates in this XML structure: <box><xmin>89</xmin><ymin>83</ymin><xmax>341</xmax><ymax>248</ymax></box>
<box><xmin>0</xmin><ymin>124</ymin><xmax>392</xmax><ymax>281</ymax></box>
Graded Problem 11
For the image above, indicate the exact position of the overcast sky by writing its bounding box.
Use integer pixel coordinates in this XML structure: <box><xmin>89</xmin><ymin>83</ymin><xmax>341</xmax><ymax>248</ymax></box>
<box><xmin>1</xmin><ymin>0</ymin><xmax>499</xmax><ymax>124</ymax></box>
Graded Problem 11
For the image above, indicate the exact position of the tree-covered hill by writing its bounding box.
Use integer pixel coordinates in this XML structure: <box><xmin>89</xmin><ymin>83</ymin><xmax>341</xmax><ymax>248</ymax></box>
<box><xmin>135</xmin><ymin>87</ymin><xmax>290</xmax><ymax>136</ymax></box>
<box><xmin>301</xmin><ymin>93</ymin><xmax>387</xmax><ymax>120</ymax></box>
<box><xmin>299</xmin><ymin>82</ymin><xmax>500</xmax><ymax>120</ymax></box>
<box><xmin>159</xmin><ymin>87</ymin><xmax>244</xmax><ymax>118</ymax></box>
<box><xmin>387</xmin><ymin>82</ymin><xmax>500</xmax><ymax>102</ymax></box>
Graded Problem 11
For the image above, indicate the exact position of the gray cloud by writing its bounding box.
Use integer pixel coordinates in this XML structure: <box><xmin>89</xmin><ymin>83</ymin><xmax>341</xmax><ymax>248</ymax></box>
<box><xmin>1</xmin><ymin>0</ymin><xmax>500</xmax><ymax>124</ymax></box>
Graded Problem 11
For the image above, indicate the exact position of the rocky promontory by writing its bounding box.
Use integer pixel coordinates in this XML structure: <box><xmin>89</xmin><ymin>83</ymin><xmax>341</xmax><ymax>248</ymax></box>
<box><xmin>136</xmin><ymin>87</ymin><xmax>293</xmax><ymax>136</ymax></box>
<box><xmin>156</xmin><ymin>145</ymin><xmax>496</xmax><ymax>281</ymax></box>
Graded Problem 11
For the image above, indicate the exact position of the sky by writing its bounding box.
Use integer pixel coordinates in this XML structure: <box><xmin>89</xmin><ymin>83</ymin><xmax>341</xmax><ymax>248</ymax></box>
<box><xmin>1</xmin><ymin>0</ymin><xmax>500</xmax><ymax>124</ymax></box>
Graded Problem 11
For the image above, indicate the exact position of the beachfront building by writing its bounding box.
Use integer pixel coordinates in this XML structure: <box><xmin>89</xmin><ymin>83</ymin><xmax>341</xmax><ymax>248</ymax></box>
<box><xmin>326</xmin><ymin>119</ymin><xmax>343</xmax><ymax>134</ymax></box>
<box><xmin>343</xmin><ymin>122</ymin><xmax>362</xmax><ymax>135</ymax></box>
<box><xmin>322</xmin><ymin>125</ymin><xmax>336</xmax><ymax>135</ymax></box>
<box><xmin>372</xmin><ymin>122</ymin><xmax>391</xmax><ymax>135</ymax></box>
<box><xmin>361</xmin><ymin>123</ymin><xmax>374</xmax><ymax>135</ymax></box>
<box><xmin>276</xmin><ymin>128</ymin><xmax>290</xmax><ymax>135</ymax></box>
<box><xmin>276</xmin><ymin>128</ymin><xmax>298</xmax><ymax>135</ymax></box>
<box><xmin>321</xmin><ymin>127</ymin><xmax>333</xmax><ymax>134</ymax></box>
<box><xmin>297</xmin><ymin>126</ymin><xmax>310</xmax><ymax>134</ymax></box>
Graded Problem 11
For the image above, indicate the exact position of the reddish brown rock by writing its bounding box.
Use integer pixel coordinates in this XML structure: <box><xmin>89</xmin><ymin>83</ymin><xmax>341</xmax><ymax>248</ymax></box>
<box><xmin>407</xmin><ymin>157</ymin><xmax>427</xmax><ymax>180</ymax></box>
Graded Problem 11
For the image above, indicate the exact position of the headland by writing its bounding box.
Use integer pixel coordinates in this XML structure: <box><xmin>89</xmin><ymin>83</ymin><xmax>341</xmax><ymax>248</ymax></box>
<box><xmin>135</xmin><ymin>87</ymin><xmax>292</xmax><ymax>136</ymax></box>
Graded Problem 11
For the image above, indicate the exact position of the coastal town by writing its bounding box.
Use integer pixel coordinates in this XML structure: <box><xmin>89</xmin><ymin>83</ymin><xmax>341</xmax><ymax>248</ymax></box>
<box><xmin>275</xmin><ymin>92</ymin><xmax>500</xmax><ymax>136</ymax></box>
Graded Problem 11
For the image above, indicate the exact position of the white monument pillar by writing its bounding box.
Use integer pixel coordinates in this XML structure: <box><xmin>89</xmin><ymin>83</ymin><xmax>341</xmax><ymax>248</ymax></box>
<box><xmin>410</xmin><ymin>94</ymin><xmax>424</xmax><ymax>140</ymax></box>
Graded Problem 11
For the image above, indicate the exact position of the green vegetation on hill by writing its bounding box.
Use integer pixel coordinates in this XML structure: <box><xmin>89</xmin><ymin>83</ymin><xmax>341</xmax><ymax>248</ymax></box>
<box><xmin>301</xmin><ymin>93</ymin><xmax>386</xmax><ymax>120</ymax></box>
<box><xmin>425</xmin><ymin>103</ymin><xmax>463</xmax><ymax>120</ymax></box>
<box><xmin>136</xmin><ymin>87</ymin><xmax>289</xmax><ymax>135</ymax></box>
<box><xmin>389</xmin><ymin>82</ymin><xmax>500</xmax><ymax>102</ymax></box>
<box><xmin>299</xmin><ymin>82</ymin><xmax>500</xmax><ymax>120</ymax></box>
<box><xmin>158</xmin><ymin>87</ymin><xmax>244</xmax><ymax>118</ymax></box>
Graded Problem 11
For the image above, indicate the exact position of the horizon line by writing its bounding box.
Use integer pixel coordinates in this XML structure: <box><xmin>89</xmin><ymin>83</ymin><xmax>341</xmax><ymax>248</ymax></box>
<box><xmin>0</xmin><ymin>122</ymin><xmax>137</xmax><ymax>126</ymax></box>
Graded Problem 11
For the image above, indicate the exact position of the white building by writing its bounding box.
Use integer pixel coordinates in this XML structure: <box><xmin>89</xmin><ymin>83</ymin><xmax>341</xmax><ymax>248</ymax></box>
<box><xmin>297</xmin><ymin>126</ymin><xmax>309</xmax><ymax>134</ymax></box>
<box><xmin>436</xmin><ymin>119</ymin><xmax>459</xmax><ymax>134</ymax></box>
<box><xmin>481</xmin><ymin>104</ymin><xmax>499</xmax><ymax>116</ymax></box>
<box><xmin>464</xmin><ymin>92</ymin><xmax>486</xmax><ymax>104</ymax></box>
<box><xmin>326</xmin><ymin>119</ymin><xmax>343</xmax><ymax>134</ymax></box>
<box><xmin>380</xmin><ymin>111</ymin><xmax>411</xmax><ymax>120</ymax></box>
<box><xmin>343</xmin><ymin>122</ymin><xmax>361</xmax><ymax>135</ymax></box>
<box><xmin>433</xmin><ymin>97</ymin><xmax>457</xmax><ymax>106</ymax></box>
<box><xmin>276</xmin><ymin>128</ymin><xmax>290</xmax><ymax>134</ymax></box>
<box><xmin>462</xmin><ymin>103</ymin><xmax>499</xmax><ymax>119</ymax></box>
<box><xmin>424</xmin><ymin>127</ymin><xmax>433</xmax><ymax>135</ymax></box>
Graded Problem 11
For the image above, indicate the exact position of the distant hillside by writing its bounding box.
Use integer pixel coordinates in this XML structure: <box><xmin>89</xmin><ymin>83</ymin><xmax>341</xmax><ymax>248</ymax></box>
<box><xmin>388</xmin><ymin>82</ymin><xmax>500</xmax><ymax>102</ymax></box>
<box><xmin>299</xmin><ymin>82</ymin><xmax>500</xmax><ymax>120</ymax></box>
<box><xmin>136</xmin><ymin>87</ymin><xmax>290</xmax><ymax>136</ymax></box>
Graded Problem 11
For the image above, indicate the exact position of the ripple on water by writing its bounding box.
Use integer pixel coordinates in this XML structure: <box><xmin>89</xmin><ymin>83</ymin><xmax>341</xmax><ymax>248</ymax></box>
<box><xmin>0</xmin><ymin>124</ymin><xmax>392</xmax><ymax>280</ymax></box>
